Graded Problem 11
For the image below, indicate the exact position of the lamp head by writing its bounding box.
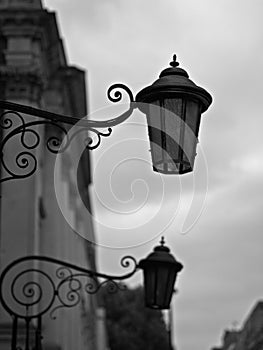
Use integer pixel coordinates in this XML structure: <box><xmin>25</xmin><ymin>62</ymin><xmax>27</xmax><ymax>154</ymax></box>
<box><xmin>138</xmin><ymin>237</ymin><xmax>183</xmax><ymax>309</ymax></box>
<box><xmin>136</xmin><ymin>55</ymin><xmax>212</xmax><ymax>174</ymax></box>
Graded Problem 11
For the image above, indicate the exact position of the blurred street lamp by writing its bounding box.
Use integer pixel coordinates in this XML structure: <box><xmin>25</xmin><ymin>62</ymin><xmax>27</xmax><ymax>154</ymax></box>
<box><xmin>138</xmin><ymin>237</ymin><xmax>183</xmax><ymax>309</ymax></box>
<box><xmin>0</xmin><ymin>238</ymin><xmax>183</xmax><ymax>349</ymax></box>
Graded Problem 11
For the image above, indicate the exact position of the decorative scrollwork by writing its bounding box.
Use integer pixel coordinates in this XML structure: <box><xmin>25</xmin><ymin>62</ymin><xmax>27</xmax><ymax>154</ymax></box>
<box><xmin>0</xmin><ymin>255</ymin><xmax>138</xmax><ymax>320</ymax></box>
<box><xmin>45</xmin><ymin>122</ymin><xmax>70</xmax><ymax>154</ymax></box>
<box><xmin>85</xmin><ymin>127</ymin><xmax>112</xmax><ymax>150</ymax></box>
<box><xmin>0</xmin><ymin>114</ymin><xmax>70</xmax><ymax>182</ymax></box>
<box><xmin>121</xmin><ymin>255</ymin><xmax>137</xmax><ymax>270</ymax></box>
<box><xmin>100</xmin><ymin>279</ymin><xmax>127</xmax><ymax>294</ymax></box>
<box><xmin>0</xmin><ymin>84</ymin><xmax>136</xmax><ymax>183</ymax></box>
<box><xmin>107</xmin><ymin>83</ymin><xmax>134</xmax><ymax>104</ymax></box>
<box><xmin>10</xmin><ymin>268</ymin><xmax>56</xmax><ymax>318</ymax></box>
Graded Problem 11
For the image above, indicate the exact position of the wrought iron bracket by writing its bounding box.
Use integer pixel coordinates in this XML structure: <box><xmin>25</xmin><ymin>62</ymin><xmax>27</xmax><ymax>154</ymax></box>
<box><xmin>0</xmin><ymin>84</ymin><xmax>137</xmax><ymax>183</ymax></box>
<box><xmin>0</xmin><ymin>254</ymin><xmax>138</xmax><ymax>349</ymax></box>
<box><xmin>0</xmin><ymin>255</ymin><xmax>139</xmax><ymax>320</ymax></box>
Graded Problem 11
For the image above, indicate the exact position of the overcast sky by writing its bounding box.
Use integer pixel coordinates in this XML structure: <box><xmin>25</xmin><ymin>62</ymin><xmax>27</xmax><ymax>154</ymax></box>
<box><xmin>44</xmin><ymin>1</ymin><xmax>263</xmax><ymax>349</ymax></box>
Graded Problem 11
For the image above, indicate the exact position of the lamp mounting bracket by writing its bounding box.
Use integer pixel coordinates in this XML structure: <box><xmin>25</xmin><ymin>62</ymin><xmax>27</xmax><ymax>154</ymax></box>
<box><xmin>0</xmin><ymin>255</ymin><xmax>138</xmax><ymax>319</ymax></box>
<box><xmin>0</xmin><ymin>255</ymin><xmax>138</xmax><ymax>350</ymax></box>
<box><xmin>0</xmin><ymin>84</ymin><xmax>136</xmax><ymax>183</ymax></box>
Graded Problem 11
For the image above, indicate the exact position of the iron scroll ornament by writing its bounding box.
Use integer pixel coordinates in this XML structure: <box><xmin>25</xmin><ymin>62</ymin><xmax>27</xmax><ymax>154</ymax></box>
<box><xmin>0</xmin><ymin>84</ymin><xmax>136</xmax><ymax>183</ymax></box>
<box><xmin>0</xmin><ymin>255</ymin><xmax>138</xmax><ymax>350</ymax></box>
<box><xmin>0</xmin><ymin>255</ymin><xmax>138</xmax><ymax>320</ymax></box>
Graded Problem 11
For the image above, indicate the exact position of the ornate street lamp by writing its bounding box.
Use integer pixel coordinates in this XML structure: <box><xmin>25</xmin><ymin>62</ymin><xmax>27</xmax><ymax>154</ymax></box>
<box><xmin>136</xmin><ymin>54</ymin><xmax>212</xmax><ymax>174</ymax></box>
<box><xmin>138</xmin><ymin>237</ymin><xmax>183</xmax><ymax>309</ymax></box>
<box><xmin>0</xmin><ymin>55</ymin><xmax>212</xmax><ymax>182</ymax></box>
<box><xmin>0</xmin><ymin>238</ymin><xmax>182</xmax><ymax>338</ymax></box>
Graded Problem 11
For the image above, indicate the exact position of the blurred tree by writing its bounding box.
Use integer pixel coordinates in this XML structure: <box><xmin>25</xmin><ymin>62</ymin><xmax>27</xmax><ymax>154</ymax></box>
<box><xmin>100</xmin><ymin>284</ymin><xmax>170</xmax><ymax>350</ymax></box>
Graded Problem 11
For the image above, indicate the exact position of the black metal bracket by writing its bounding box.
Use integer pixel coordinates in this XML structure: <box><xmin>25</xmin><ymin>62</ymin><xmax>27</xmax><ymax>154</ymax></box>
<box><xmin>0</xmin><ymin>84</ymin><xmax>136</xmax><ymax>183</ymax></box>
<box><xmin>0</xmin><ymin>255</ymin><xmax>138</xmax><ymax>349</ymax></box>
<box><xmin>0</xmin><ymin>255</ymin><xmax>138</xmax><ymax>319</ymax></box>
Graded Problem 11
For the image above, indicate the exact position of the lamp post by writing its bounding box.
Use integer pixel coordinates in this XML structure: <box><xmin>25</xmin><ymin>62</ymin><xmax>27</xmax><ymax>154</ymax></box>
<box><xmin>0</xmin><ymin>55</ymin><xmax>212</xmax><ymax>349</ymax></box>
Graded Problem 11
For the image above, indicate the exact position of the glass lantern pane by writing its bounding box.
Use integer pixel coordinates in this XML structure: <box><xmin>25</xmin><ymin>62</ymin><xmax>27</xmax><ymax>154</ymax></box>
<box><xmin>143</xmin><ymin>266</ymin><xmax>157</xmax><ymax>307</ymax></box>
<box><xmin>155</xmin><ymin>265</ymin><xmax>169</xmax><ymax>308</ymax></box>
<box><xmin>155</xmin><ymin>264</ymin><xmax>177</xmax><ymax>309</ymax></box>
<box><xmin>146</xmin><ymin>101</ymin><xmax>162</xmax><ymax>171</ymax></box>
<box><xmin>163</xmin><ymin>98</ymin><xmax>183</xmax><ymax>173</ymax></box>
<box><xmin>163</xmin><ymin>269</ymin><xmax>177</xmax><ymax>307</ymax></box>
<box><xmin>185</xmin><ymin>100</ymin><xmax>201</xmax><ymax>134</ymax></box>
<box><xmin>143</xmin><ymin>263</ymin><xmax>178</xmax><ymax>309</ymax></box>
<box><xmin>145</xmin><ymin>98</ymin><xmax>200</xmax><ymax>174</ymax></box>
<box><xmin>147</xmin><ymin>98</ymin><xmax>185</xmax><ymax>174</ymax></box>
<box><xmin>183</xmin><ymin>100</ymin><xmax>201</xmax><ymax>169</ymax></box>
<box><xmin>153</xmin><ymin>97</ymin><xmax>190</xmax><ymax>174</ymax></box>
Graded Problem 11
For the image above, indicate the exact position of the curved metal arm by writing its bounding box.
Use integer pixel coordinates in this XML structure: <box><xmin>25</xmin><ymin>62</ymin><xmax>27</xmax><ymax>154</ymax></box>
<box><xmin>0</xmin><ymin>84</ymin><xmax>136</xmax><ymax>128</ymax></box>
<box><xmin>0</xmin><ymin>255</ymin><xmax>139</xmax><ymax>320</ymax></box>
<box><xmin>0</xmin><ymin>84</ymin><xmax>137</xmax><ymax>183</ymax></box>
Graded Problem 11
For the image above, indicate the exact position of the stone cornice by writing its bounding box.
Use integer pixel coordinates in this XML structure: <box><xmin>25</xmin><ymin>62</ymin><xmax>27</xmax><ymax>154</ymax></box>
<box><xmin>0</xmin><ymin>9</ymin><xmax>44</xmax><ymax>23</ymax></box>
<box><xmin>0</xmin><ymin>65</ymin><xmax>46</xmax><ymax>85</ymax></box>
<box><xmin>0</xmin><ymin>0</ymin><xmax>42</xmax><ymax>9</ymax></box>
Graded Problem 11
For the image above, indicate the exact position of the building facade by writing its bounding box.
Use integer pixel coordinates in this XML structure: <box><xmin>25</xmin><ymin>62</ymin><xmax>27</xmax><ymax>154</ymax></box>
<box><xmin>0</xmin><ymin>0</ymin><xmax>108</xmax><ymax>349</ymax></box>
<box><xmin>212</xmin><ymin>302</ymin><xmax>263</xmax><ymax>350</ymax></box>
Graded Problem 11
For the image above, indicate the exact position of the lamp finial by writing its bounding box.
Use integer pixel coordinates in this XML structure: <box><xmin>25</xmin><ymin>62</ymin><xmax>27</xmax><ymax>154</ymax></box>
<box><xmin>170</xmin><ymin>54</ymin><xmax>179</xmax><ymax>67</ymax></box>
<box><xmin>160</xmin><ymin>236</ymin><xmax>165</xmax><ymax>246</ymax></box>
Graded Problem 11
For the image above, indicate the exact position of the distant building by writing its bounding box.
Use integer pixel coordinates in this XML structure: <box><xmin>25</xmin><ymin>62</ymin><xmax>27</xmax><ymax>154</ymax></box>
<box><xmin>0</xmin><ymin>0</ymin><xmax>109</xmax><ymax>349</ymax></box>
<box><xmin>211</xmin><ymin>301</ymin><xmax>263</xmax><ymax>350</ymax></box>
<box><xmin>211</xmin><ymin>330</ymin><xmax>240</xmax><ymax>350</ymax></box>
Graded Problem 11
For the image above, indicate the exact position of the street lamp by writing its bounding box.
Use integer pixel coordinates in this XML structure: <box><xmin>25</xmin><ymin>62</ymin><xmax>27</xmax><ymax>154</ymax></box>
<box><xmin>0</xmin><ymin>55</ymin><xmax>212</xmax><ymax>182</ymax></box>
<box><xmin>0</xmin><ymin>238</ymin><xmax>183</xmax><ymax>316</ymax></box>
<box><xmin>0</xmin><ymin>55</ymin><xmax>212</xmax><ymax>349</ymax></box>
<box><xmin>138</xmin><ymin>237</ymin><xmax>183</xmax><ymax>309</ymax></box>
<box><xmin>136</xmin><ymin>54</ymin><xmax>212</xmax><ymax>174</ymax></box>
<box><xmin>0</xmin><ymin>238</ymin><xmax>183</xmax><ymax>349</ymax></box>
